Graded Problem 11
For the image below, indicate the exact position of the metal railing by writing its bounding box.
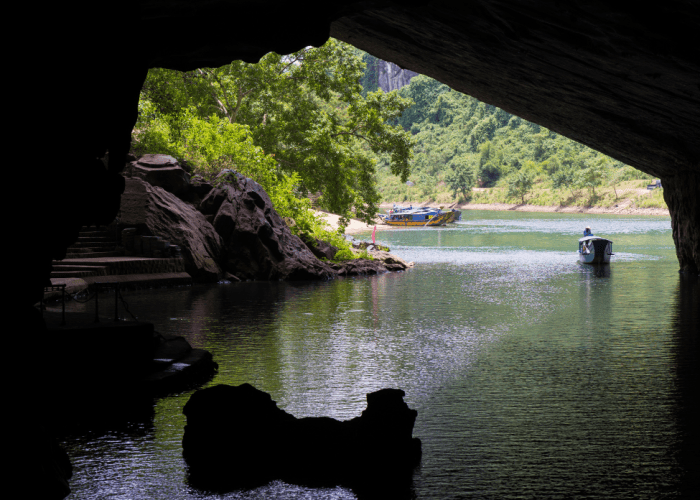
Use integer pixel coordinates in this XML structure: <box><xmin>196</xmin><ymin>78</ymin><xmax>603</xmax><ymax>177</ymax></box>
<box><xmin>41</xmin><ymin>281</ymin><xmax>138</xmax><ymax>325</ymax></box>
<box><xmin>42</xmin><ymin>284</ymin><xmax>66</xmax><ymax>326</ymax></box>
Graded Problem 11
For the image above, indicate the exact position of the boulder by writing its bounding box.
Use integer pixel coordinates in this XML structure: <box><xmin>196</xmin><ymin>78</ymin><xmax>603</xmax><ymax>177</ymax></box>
<box><xmin>189</xmin><ymin>175</ymin><xmax>214</xmax><ymax>208</ymax></box>
<box><xmin>128</xmin><ymin>154</ymin><xmax>191</xmax><ymax>199</ymax></box>
<box><xmin>212</xmin><ymin>172</ymin><xmax>335</xmax><ymax>281</ymax></box>
<box><xmin>182</xmin><ymin>383</ymin><xmax>421</xmax><ymax>491</ymax></box>
<box><xmin>198</xmin><ymin>187</ymin><xmax>227</xmax><ymax>216</ymax></box>
<box><xmin>120</xmin><ymin>178</ymin><xmax>223</xmax><ymax>282</ymax></box>
<box><xmin>300</xmin><ymin>233</ymin><xmax>338</xmax><ymax>261</ymax></box>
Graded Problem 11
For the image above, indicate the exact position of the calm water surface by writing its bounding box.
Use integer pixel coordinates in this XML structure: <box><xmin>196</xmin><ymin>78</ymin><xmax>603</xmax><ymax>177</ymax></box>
<box><xmin>60</xmin><ymin>210</ymin><xmax>699</xmax><ymax>499</ymax></box>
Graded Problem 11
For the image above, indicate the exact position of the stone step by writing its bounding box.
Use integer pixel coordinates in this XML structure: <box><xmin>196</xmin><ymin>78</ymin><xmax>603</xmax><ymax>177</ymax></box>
<box><xmin>65</xmin><ymin>250</ymin><xmax>125</xmax><ymax>258</ymax></box>
<box><xmin>51</xmin><ymin>265</ymin><xmax>109</xmax><ymax>279</ymax></box>
<box><xmin>68</xmin><ymin>241</ymin><xmax>117</xmax><ymax>249</ymax></box>
<box><xmin>75</xmin><ymin>236</ymin><xmax>116</xmax><ymax>242</ymax></box>
<box><xmin>56</xmin><ymin>256</ymin><xmax>185</xmax><ymax>275</ymax></box>
<box><xmin>50</xmin><ymin>270</ymin><xmax>101</xmax><ymax>278</ymax></box>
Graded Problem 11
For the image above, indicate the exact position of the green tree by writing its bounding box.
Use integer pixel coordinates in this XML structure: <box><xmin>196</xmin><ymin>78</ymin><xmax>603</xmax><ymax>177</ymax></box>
<box><xmin>506</xmin><ymin>169</ymin><xmax>535</xmax><ymax>204</ymax></box>
<box><xmin>476</xmin><ymin>141</ymin><xmax>502</xmax><ymax>187</ymax></box>
<box><xmin>575</xmin><ymin>159</ymin><xmax>606</xmax><ymax>197</ymax></box>
<box><xmin>393</xmin><ymin>75</ymin><xmax>450</xmax><ymax>129</ymax></box>
<box><xmin>552</xmin><ymin>166</ymin><xmax>577</xmax><ymax>198</ymax></box>
<box><xmin>445</xmin><ymin>155</ymin><xmax>475</xmax><ymax>200</ymax></box>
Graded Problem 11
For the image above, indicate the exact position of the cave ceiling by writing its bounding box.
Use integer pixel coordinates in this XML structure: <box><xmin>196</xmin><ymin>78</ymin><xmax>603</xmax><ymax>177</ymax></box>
<box><xmin>134</xmin><ymin>0</ymin><xmax>700</xmax><ymax>180</ymax></box>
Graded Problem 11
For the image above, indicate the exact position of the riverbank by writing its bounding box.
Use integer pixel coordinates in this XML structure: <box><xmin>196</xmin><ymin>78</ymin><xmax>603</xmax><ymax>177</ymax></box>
<box><xmin>378</xmin><ymin>201</ymin><xmax>670</xmax><ymax>217</ymax></box>
<box><xmin>313</xmin><ymin>210</ymin><xmax>377</xmax><ymax>235</ymax></box>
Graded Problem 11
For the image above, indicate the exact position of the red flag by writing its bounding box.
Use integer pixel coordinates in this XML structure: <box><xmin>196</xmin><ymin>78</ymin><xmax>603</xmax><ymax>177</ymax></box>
<box><xmin>372</xmin><ymin>225</ymin><xmax>376</xmax><ymax>245</ymax></box>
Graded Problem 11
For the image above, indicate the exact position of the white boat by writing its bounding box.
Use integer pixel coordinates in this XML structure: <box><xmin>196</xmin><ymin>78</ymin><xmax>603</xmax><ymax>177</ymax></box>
<box><xmin>578</xmin><ymin>236</ymin><xmax>614</xmax><ymax>264</ymax></box>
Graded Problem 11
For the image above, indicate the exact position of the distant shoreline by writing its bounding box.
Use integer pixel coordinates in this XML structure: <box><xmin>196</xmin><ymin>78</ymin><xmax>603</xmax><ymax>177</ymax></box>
<box><xmin>378</xmin><ymin>202</ymin><xmax>670</xmax><ymax>217</ymax></box>
<box><xmin>316</xmin><ymin>202</ymin><xmax>669</xmax><ymax>237</ymax></box>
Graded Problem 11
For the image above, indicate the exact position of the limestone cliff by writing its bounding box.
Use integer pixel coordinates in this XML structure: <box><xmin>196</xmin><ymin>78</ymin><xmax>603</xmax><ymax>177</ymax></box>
<box><xmin>362</xmin><ymin>54</ymin><xmax>418</xmax><ymax>93</ymax></box>
<box><xmin>377</xmin><ymin>60</ymin><xmax>418</xmax><ymax>92</ymax></box>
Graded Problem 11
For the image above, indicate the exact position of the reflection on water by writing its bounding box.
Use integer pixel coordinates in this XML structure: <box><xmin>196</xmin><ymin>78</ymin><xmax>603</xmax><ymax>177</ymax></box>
<box><xmin>61</xmin><ymin>210</ymin><xmax>699</xmax><ymax>499</ymax></box>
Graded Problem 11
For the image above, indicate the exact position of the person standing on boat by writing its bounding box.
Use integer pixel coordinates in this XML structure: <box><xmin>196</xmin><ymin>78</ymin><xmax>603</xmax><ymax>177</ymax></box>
<box><xmin>583</xmin><ymin>226</ymin><xmax>593</xmax><ymax>236</ymax></box>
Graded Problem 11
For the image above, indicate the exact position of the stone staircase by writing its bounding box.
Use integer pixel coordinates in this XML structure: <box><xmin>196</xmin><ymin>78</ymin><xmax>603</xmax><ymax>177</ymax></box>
<box><xmin>65</xmin><ymin>226</ymin><xmax>123</xmax><ymax>259</ymax></box>
<box><xmin>49</xmin><ymin>225</ymin><xmax>192</xmax><ymax>293</ymax></box>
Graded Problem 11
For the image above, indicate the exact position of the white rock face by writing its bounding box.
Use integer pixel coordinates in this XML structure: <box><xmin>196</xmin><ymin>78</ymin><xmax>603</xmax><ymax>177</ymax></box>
<box><xmin>377</xmin><ymin>61</ymin><xmax>419</xmax><ymax>92</ymax></box>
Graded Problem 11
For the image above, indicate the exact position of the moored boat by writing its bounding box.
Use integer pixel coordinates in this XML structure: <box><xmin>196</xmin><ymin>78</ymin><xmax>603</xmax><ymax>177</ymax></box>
<box><xmin>380</xmin><ymin>208</ymin><xmax>453</xmax><ymax>226</ymax></box>
<box><xmin>578</xmin><ymin>236</ymin><xmax>614</xmax><ymax>264</ymax></box>
<box><xmin>381</xmin><ymin>205</ymin><xmax>461</xmax><ymax>226</ymax></box>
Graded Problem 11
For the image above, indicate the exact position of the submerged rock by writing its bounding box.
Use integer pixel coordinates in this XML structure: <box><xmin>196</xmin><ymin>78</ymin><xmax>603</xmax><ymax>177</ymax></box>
<box><xmin>331</xmin><ymin>258</ymin><xmax>388</xmax><ymax>276</ymax></box>
<box><xmin>368</xmin><ymin>249</ymin><xmax>414</xmax><ymax>271</ymax></box>
<box><xmin>182</xmin><ymin>383</ymin><xmax>421</xmax><ymax>491</ymax></box>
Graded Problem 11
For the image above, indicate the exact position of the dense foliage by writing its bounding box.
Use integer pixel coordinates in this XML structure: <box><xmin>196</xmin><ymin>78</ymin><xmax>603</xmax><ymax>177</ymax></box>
<box><xmin>133</xmin><ymin>39</ymin><xmax>415</xmax><ymax>227</ymax></box>
<box><xmin>374</xmin><ymin>75</ymin><xmax>657</xmax><ymax>206</ymax></box>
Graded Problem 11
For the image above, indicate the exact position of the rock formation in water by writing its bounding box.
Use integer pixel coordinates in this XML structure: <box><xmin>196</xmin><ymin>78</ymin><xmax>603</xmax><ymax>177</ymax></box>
<box><xmin>120</xmin><ymin>159</ymin><xmax>411</xmax><ymax>282</ymax></box>
<box><xmin>182</xmin><ymin>383</ymin><xmax>421</xmax><ymax>492</ymax></box>
<box><xmin>211</xmin><ymin>171</ymin><xmax>336</xmax><ymax>281</ymax></box>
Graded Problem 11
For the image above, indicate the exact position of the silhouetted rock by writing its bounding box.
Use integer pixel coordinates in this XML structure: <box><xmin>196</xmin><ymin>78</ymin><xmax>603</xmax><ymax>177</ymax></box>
<box><xmin>121</xmin><ymin>178</ymin><xmax>223</xmax><ymax>282</ymax></box>
<box><xmin>212</xmin><ymin>172</ymin><xmax>335</xmax><ymax>281</ymax></box>
<box><xmin>182</xmin><ymin>383</ymin><xmax>421</xmax><ymax>492</ymax></box>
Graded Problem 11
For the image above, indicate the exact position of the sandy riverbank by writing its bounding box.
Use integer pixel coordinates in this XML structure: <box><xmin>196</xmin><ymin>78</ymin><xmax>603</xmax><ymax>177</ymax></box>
<box><xmin>313</xmin><ymin>211</ymin><xmax>378</xmax><ymax>235</ymax></box>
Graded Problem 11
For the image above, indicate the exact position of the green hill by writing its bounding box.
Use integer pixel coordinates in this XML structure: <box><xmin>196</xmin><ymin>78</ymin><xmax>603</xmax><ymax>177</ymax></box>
<box><xmin>368</xmin><ymin>72</ymin><xmax>666</xmax><ymax>209</ymax></box>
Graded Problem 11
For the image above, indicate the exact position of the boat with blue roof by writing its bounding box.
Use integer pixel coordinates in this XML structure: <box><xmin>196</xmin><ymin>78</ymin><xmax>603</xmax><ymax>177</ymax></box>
<box><xmin>380</xmin><ymin>204</ymin><xmax>461</xmax><ymax>227</ymax></box>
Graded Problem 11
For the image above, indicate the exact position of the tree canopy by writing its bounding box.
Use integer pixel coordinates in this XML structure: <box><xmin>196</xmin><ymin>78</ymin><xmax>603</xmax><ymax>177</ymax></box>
<box><xmin>134</xmin><ymin>39</ymin><xmax>415</xmax><ymax>224</ymax></box>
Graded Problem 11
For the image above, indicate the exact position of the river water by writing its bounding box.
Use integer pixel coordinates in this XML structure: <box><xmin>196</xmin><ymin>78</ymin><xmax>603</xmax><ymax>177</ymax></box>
<box><xmin>60</xmin><ymin>210</ymin><xmax>699</xmax><ymax>499</ymax></box>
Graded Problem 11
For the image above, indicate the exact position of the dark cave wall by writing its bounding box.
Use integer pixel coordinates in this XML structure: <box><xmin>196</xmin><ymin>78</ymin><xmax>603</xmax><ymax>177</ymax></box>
<box><xmin>663</xmin><ymin>171</ymin><xmax>700</xmax><ymax>275</ymax></box>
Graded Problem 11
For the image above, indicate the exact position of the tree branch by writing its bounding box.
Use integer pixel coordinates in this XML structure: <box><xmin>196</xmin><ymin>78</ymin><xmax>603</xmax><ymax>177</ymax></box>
<box><xmin>197</xmin><ymin>68</ymin><xmax>233</xmax><ymax>121</ymax></box>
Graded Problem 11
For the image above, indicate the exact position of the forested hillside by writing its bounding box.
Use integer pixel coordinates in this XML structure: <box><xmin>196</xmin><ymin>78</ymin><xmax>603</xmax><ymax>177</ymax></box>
<box><xmin>370</xmin><ymin>73</ymin><xmax>664</xmax><ymax>209</ymax></box>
